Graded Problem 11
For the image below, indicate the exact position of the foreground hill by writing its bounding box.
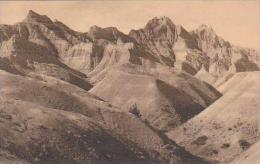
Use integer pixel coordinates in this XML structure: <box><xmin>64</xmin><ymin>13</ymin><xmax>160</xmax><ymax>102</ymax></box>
<box><xmin>0</xmin><ymin>99</ymin><xmax>155</xmax><ymax>164</ymax></box>
<box><xmin>0</xmin><ymin>70</ymin><xmax>209</xmax><ymax>164</ymax></box>
<box><xmin>167</xmin><ymin>71</ymin><xmax>260</xmax><ymax>163</ymax></box>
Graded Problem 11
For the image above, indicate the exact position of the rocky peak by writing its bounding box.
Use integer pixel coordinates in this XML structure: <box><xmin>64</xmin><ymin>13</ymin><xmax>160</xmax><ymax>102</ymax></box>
<box><xmin>88</xmin><ymin>25</ymin><xmax>102</xmax><ymax>33</ymax></box>
<box><xmin>144</xmin><ymin>16</ymin><xmax>175</xmax><ymax>30</ymax></box>
<box><xmin>192</xmin><ymin>25</ymin><xmax>218</xmax><ymax>41</ymax></box>
<box><xmin>24</xmin><ymin>10</ymin><xmax>53</xmax><ymax>24</ymax></box>
<box><xmin>197</xmin><ymin>24</ymin><xmax>215</xmax><ymax>32</ymax></box>
<box><xmin>88</xmin><ymin>25</ymin><xmax>130</xmax><ymax>43</ymax></box>
<box><xmin>129</xmin><ymin>16</ymin><xmax>178</xmax><ymax>45</ymax></box>
<box><xmin>192</xmin><ymin>24</ymin><xmax>231</xmax><ymax>51</ymax></box>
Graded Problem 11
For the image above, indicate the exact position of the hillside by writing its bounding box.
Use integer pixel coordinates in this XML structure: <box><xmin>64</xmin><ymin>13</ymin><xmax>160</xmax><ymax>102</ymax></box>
<box><xmin>90</xmin><ymin>65</ymin><xmax>221</xmax><ymax>132</ymax></box>
<box><xmin>167</xmin><ymin>71</ymin><xmax>260</xmax><ymax>163</ymax></box>
<box><xmin>0</xmin><ymin>70</ymin><xmax>208</xmax><ymax>164</ymax></box>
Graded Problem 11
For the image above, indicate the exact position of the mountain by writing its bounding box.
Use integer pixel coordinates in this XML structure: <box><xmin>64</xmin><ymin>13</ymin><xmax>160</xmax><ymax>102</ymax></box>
<box><xmin>167</xmin><ymin>71</ymin><xmax>260</xmax><ymax>163</ymax></box>
<box><xmin>0</xmin><ymin>10</ymin><xmax>259</xmax><ymax>164</ymax></box>
<box><xmin>0</xmin><ymin>10</ymin><xmax>92</xmax><ymax>90</ymax></box>
<box><xmin>129</xmin><ymin>17</ymin><xmax>259</xmax><ymax>82</ymax></box>
<box><xmin>1</xmin><ymin>11</ymin><xmax>257</xmax><ymax>85</ymax></box>
<box><xmin>129</xmin><ymin>16</ymin><xmax>199</xmax><ymax>69</ymax></box>
<box><xmin>191</xmin><ymin>25</ymin><xmax>259</xmax><ymax>82</ymax></box>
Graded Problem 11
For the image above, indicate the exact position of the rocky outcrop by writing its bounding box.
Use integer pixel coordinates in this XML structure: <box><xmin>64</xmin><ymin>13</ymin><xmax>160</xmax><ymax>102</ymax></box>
<box><xmin>129</xmin><ymin>17</ymin><xmax>198</xmax><ymax>68</ymax></box>
<box><xmin>129</xmin><ymin>17</ymin><xmax>259</xmax><ymax>82</ymax></box>
<box><xmin>191</xmin><ymin>25</ymin><xmax>259</xmax><ymax>79</ymax></box>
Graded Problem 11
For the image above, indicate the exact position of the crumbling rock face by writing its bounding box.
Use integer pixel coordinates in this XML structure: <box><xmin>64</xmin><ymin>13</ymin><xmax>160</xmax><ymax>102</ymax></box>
<box><xmin>1</xmin><ymin>11</ymin><xmax>257</xmax><ymax>86</ymax></box>
<box><xmin>129</xmin><ymin>17</ymin><xmax>259</xmax><ymax>82</ymax></box>
<box><xmin>129</xmin><ymin>17</ymin><xmax>178</xmax><ymax>67</ymax></box>
<box><xmin>0</xmin><ymin>11</ymin><xmax>93</xmax><ymax>90</ymax></box>
<box><xmin>191</xmin><ymin>25</ymin><xmax>259</xmax><ymax>80</ymax></box>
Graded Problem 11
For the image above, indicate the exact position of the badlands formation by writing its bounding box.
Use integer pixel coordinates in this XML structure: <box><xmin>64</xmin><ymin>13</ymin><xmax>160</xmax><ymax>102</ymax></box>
<box><xmin>0</xmin><ymin>10</ymin><xmax>259</xmax><ymax>164</ymax></box>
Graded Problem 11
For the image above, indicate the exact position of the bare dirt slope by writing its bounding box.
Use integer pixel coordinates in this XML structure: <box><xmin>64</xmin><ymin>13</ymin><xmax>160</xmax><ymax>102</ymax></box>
<box><xmin>90</xmin><ymin>65</ymin><xmax>221</xmax><ymax>132</ymax></box>
<box><xmin>167</xmin><ymin>71</ymin><xmax>260</xmax><ymax>163</ymax></box>
<box><xmin>0</xmin><ymin>98</ymin><xmax>156</xmax><ymax>164</ymax></box>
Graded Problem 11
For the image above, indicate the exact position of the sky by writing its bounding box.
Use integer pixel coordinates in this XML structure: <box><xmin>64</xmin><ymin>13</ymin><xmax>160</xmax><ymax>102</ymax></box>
<box><xmin>0</xmin><ymin>0</ymin><xmax>259</xmax><ymax>49</ymax></box>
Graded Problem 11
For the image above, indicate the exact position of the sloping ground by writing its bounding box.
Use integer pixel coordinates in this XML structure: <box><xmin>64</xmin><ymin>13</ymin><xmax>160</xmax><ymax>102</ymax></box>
<box><xmin>195</xmin><ymin>67</ymin><xmax>217</xmax><ymax>84</ymax></box>
<box><xmin>167</xmin><ymin>71</ymin><xmax>260</xmax><ymax>163</ymax></box>
<box><xmin>230</xmin><ymin>141</ymin><xmax>260</xmax><ymax>164</ymax></box>
<box><xmin>0</xmin><ymin>99</ymin><xmax>155</xmax><ymax>164</ymax></box>
<box><xmin>0</xmin><ymin>149</ymin><xmax>30</xmax><ymax>164</ymax></box>
<box><xmin>0</xmin><ymin>70</ymin><xmax>209</xmax><ymax>164</ymax></box>
<box><xmin>90</xmin><ymin>65</ymin><xmax>221</xmax><ymax>132</ymax></box>
<box><xmin>216</xmin><ymin>71</ymin><xmax>258</xmax><ymax>94</ymax></box>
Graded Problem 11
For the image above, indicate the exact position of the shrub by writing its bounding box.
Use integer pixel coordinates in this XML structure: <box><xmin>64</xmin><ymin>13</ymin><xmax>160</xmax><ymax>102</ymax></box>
<box><xmin>239</xmin><ymin>139</ymin><xmax>251</xmax><ymax>151</ymax></box>
<box><xmin>192</xmin><ymin>135</ymin><xmax>208</xmax><ymax>145</ymax></box>
<box><xmin>212</xmin><ymin>150</ymin><xmax>218</xmax><ymax>154</ymax></box>
<box><xmin>128</xmin><ymin>103</ymin><xmax>141</xmax><ymax>118</ymax></box>
<box><xmin>221</xmin><ymin>143</ymin><xmax>230</xmax><ymax>149</ymax></box>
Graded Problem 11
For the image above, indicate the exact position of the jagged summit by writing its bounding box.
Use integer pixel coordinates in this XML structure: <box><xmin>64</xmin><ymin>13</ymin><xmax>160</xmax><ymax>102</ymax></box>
<box><xmin>88</xmin><ymin>25</ymin><xmax>120</xmax><ymax>35</ymax></box>
<box><xmin>197</xmin><ymin>24</ymin><xmax>214</xmax><ymax>31</ymax></box>
<box><xmin>27</xmin><ymin>10</ymin><xmax>39</xmax><ymax>17</ymax></box>
<box><xmin>144</xmin><ymin>16</ymin><xmax>175</xmax><ymax>30</ymax></box>
<box><xmin>1</xmin><ymin>11</ymin><xmax>258</xmax><ymax>82</ymax></box>
<box><xmin>87</xmin><ymin>25</ymin><xmax>131</xmax><ymax>42</ymax></box>
<box><xmin>191</xmin><ymin>24</ymin><xmax>219</xmax><ymax>41</ymax></box>
<box><xmin>24</xmin><ymin>10</ymin><xmax>52</xmax><ymax>24</ymax></box>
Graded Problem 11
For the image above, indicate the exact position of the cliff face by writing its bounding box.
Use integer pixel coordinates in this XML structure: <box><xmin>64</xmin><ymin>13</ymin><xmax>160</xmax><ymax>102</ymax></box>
<box><xmin>129</xmin><ymin>18</ymin><xmax>259</xmax><ymax>80</ymax></box>
<box><xmin>1</xmin><ymin>11</ymin><xmax>257</xmax><ymax>86</ymax></box>
<box><xmin>129</xmin><ymin>17</ymin><xmax>199</xmax><ymax>68</ymax></box>
<box><xmin>191</xmin><ymin>25</ymin><xmax>259</xmax><ymax>77</ymax></box>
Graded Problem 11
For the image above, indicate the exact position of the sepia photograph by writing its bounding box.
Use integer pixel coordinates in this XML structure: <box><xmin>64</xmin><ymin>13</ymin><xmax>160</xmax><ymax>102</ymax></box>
<box><xmin>0</xmin><ymin>0</ymin><xmax>259</xmax><ymax>164</ymax></box>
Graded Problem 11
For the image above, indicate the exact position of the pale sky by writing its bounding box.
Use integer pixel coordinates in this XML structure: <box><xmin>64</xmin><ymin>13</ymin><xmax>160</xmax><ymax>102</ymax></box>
<box><xmin>0</xmin><ymin>1</ymin><xmax>259</xmax><ymax>49</ymax></box>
